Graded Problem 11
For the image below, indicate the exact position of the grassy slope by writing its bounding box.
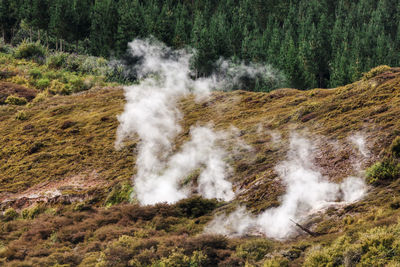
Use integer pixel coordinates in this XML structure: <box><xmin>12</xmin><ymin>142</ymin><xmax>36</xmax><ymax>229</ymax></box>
<box><xmin>0</xmin><ymin>64</ymin><xmax>400</xmax><ymax>266</ymax></box>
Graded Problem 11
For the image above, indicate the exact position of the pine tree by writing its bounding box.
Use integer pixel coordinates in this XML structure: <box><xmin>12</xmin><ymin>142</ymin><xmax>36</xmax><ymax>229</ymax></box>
<box><xmin>89</xmin><ymin>0</ymin><xmax>118</xmax><ymax>57</ymax></box>
<box><xmin>116</xmin><ymin>0</ymin><xmax>143</xmax><ymax>56</ymax></box>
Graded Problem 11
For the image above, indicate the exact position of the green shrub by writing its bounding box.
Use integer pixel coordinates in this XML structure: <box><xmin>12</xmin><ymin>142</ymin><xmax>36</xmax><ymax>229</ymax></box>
<box><xmin>236</xmin><ymin>238</ymin><xmax>274</xmax><ymax>262</ymax></box>
<box><xmin>36</xmin><ymin>78</ymin><xmax>50</xmax><ymax>90</ymax></box>
<box><xmin>68</xmin><ymin>76</ymin><xmax>87</xmax><ymax>93</ymax></box>
<box><xmin>15</xmin><ymin>110</ymin><xmax>27</xmax><ymax>120</ymax></box>
<box><xmin>263</xmin><ymin>257</ymin><xmax>289</xmax><ymax>267</ymax></box>
<box><xmin>304</xmin><ymin>224</ymin><xmax>400</xmax><ymax>267</ymax></box>
<box><xmin>21</xmin><ymin>204</ymin><xmax>46</xmax><ymax>219</ymax></box>
<box><xmin>390</xmin><ymin>137</ymin><xmax>400</xmax><ymax>158</ymax></box>
<box><xmin>105</xmin><ymin>183</ymin><xmax>133</xmax><ymax>206</ymax></box>
<box><xmin>362</xmin><ymin>65</ymin><xmax>391</xmax><ymax>80</ymax></box>
<box><xmin>73</xmin><ymin>202</ymin><xmax>92</xmax><ymax>212</ymax></box>
<box><xmin>366</xmin><ymin>159</ymin><xmax>400</xmax><ymax>185</ymax></box>
<box><xmin>0</xmin><ymin>40</ymin><xmax>13</xmax><ymax>54</ymax></box>
<box><xmin>5</xmin><ymin>95</ymin><xmax>27</xmax><ymax>105</ymax></box>
<box><xmin>14</xmin><ymin>41</ymin><xmax>46</xmax><ymax>62</ymax></box>
<box><xmin>29</xmin><ymin>68</ymin><xmax>42</xmax><ymax>79</ymax></box>
<box><xmin>3</xmin><ymin>208</ymin><xmax>18</xmax><ymax>221</ymax></box>
<box><xmin>32</xmin><ymin>91</ymin><xmax>48</xmax><ymax>103</ymax></box>
<box><xmin>47</xmin><ymin>52</ymin><xmax>69</xmax><ymax>69</ymax></box>
<box><xmin>176</xmin><ymin>196</ymin><xmax>219</xmax><ymax>218</ymax></box>
<box><xmin>153</xmin><ymin>249</ymin><xmax>207</xmax><ymax>267</ymax></box>
<box><xmin>65</xmin><ymin>54</ymin><xmax>84</xmax><ymax>72</ymax></box>
<box><xmin>48</xmin><ymin>80</ymin><xmax>69</xmax><ymax>95</ymax></box>
<box><xmin>43</xmin><ymin>70</ymin><xmax>63</xmax><ymax>80</ymax></box>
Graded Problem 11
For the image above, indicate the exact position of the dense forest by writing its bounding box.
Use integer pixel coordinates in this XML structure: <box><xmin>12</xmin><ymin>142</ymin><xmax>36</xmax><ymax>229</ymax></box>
<box><xmin>1</xmin><ymin>0</ymin><xmax>400</xmax><ymax>89</ymax></box>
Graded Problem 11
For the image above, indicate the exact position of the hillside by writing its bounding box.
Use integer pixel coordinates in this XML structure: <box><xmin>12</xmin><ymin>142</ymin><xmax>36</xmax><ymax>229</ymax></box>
<box><xmin>1</xmin><ymin>63</ymin><xmax>400</xmax><ymax>266</ymax></box>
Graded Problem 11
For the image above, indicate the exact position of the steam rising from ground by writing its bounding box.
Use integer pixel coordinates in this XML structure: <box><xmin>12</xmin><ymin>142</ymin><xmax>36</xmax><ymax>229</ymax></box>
<box><xmin>206</xmin><ymin>134</ymin><xmax>367</xmax><ymax>240</ymax></box>
<box><xmin>115</xmin><ymin>39</ymin><xmax>274</xmax><ymax>205</ymax></box>
<box><xmin>115</xmin><ymin>39</ymin><xmax>368</xmax><ymax>239</ymax></box>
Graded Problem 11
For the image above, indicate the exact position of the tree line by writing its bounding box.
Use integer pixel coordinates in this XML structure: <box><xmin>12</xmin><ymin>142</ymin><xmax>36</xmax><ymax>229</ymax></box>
<box><xmin>1</xmin><ymin>0</ymin><xmax>400</xmax><ymax>89</ymax></box>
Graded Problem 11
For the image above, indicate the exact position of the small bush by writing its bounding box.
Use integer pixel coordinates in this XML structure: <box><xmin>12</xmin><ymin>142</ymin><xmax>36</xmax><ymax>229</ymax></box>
<box><xmin>154</xmin><ymin>249</ymin><xmax>207</xmax><ymax>267</ymax></box>
<box><xmin>105</xmin><ymin>183</ymin><xmax>133</xmax><ymax>206</ymax></box>
<box><xmin>390</xmin><ymin>137</ymin><xmax>400</xmax><ymax>158</ymax></box>
<box><xmin>263</xmin><ymin>257</ymin><xmax>289</xmax><ymax>267</ymax></box>
<box><xmin>5</xmin><ymin>95</ymin><xmax>27</xmax><ymax>105</ymax></box>
<box><xmin>32</xmin><ymin>91</ymin><xmax>48</xmax><ymax>103</ymax></box>
<box><xmin>176</xmin><ymin>196</ymin><xmax>219</xmax><ymax>218</ymax></box>
<box><xmin>366</xmin><ymin>159</ymin><xmax>400</xmax><ymax>185</ymax></box>
<box><xmin>47</xmin><ymin>52</ymin><xmax>68</xmax><ymax>69</ymax></box>
<box><xmin>36</xmin><ymin>78</ymin><xmax>50</xmax><ymax>90</ymax></box>
<box><xmin>15</xmin><ymin>110</ymin><xmax>27</xmax><ymax>120</ymax></box>
<box><xmin>29</xmin><ymin>68</ymin><xmax>42</xmax><ymax>79</ymax></box>
<box><xmin>14</xmin><ymin>41</ymin><xmax>46</xmax><ymax>62</ymax></box>
<box><xmin>0</xmin><ymin>40</ymin><xmax>13</xmax><ymax>54</ymax></box>
<box><xmin>362</xmin><ymin>65</ymin><xmax>391</xmax><ymax>80</ymax></box>
<box><xmin>68</xmin><ymin>76</ymin><xmax>87</xmax><ymax>93</ymax></box>
<box><xmin>48</xmin><ymin>80</ymin><xmax>69</xmax><ymax>95</ymax></box>
<box><xmin>43</xmin><ymin>70</ymin><xmax>63</xmax><ymax>80</ymax></box>
<box><xmin>236</xmin><ymin>238</ymin><xmax>274</xmax><ymax>262</ymax></box>
<box><xmin>21</xmin><ymin>204</ymin><xmax>46</xmax><ymax>219</ymax></box>
<box><xmin>3</xmin><ymin>208</ymin><xmax>18</xmax><ymax>221</ymax></box>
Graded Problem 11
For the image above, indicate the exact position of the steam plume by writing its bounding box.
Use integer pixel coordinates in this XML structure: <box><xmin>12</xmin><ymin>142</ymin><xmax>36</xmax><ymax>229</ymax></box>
<box><xmin>206</xmin><ymin>134</ymin><xmax>367</xmax><ymax>239</ymax></box>
<box><xmin>115</xmin><ymin>39</ymin><xmax>275</xmax><ymax>205</ymax></box>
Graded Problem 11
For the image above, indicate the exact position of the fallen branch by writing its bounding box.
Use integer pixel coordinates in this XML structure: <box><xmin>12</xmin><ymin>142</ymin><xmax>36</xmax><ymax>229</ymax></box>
<box><xmin>290</xmin><ymin>219</ymin><xmax>320</xmax><ymax>237</ymax></box>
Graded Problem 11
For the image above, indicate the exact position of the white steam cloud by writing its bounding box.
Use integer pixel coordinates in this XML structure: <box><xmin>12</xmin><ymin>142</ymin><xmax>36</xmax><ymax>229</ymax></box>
<box><xmin>206</xmin><ymin>134</ymin><xmax>367</xmax><ymax>240</ymax></box>
<box><xmin>349</xmin><ymin>133</ymin><xmax>370</xmax><ymax>158</ymax></box>
<box><xmin>116</xmin><ymin>39</ymin><xmax>273</xmax><ymax>205</ymax></box>
<box><xmin>115</xmin><ymin>39</ymin><xmax>368</xmax><ymax>239</ymax></box>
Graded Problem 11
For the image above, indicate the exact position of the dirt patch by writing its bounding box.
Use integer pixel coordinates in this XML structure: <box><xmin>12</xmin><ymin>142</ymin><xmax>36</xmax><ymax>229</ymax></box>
<box><xmin>0</xmin><ymin>170</ymin><xmax>108</xmax><ymax>210</ymax></box>
<box><xmin>0</xmin><ymin>82</ymin><xmax>37</xmax><ymax>104</ymax></box>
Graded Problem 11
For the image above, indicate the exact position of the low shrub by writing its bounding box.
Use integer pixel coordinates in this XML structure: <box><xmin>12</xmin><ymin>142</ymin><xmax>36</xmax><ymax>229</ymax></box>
<box><xmin>32</xmin><ymin>91</ymin><xmax>48</xmax><ymax>103</ymax></box>
<box><xmin>390</xmin><ymin>137</ymin><xmax>400</xmax><ymax>158</ymax></box>
<box><xmin>80</xmin><ymin>56</ymin><xmax>109</xmax><ymax>75</ymax></box>
<box><xmin>43</xmin><ymin>70</ymin><xmax>63</xmax><ymax>80</ymax></box>
<box><xmin>5</xmin><ymin>95</ymin><xmax>27</xmax><ymax>105</ymax></box>
<box><xmin>36</xmin><ymin>78</ymin><xmax>50</xmax><ymax>90</ymax></box>
<box><xmin>263</xmin><ymin>257</ymin><xmax>289</xmax><ymax>267</ymax></box>
<box><xmin>153</xmin><ymin>249</ymin><xmax>207</xmax><ymax>267</ymax></box>
<box><xmin>48</xmin><ymin>80</ymin><xmax>69</xmax><ymax>95</ymax></box>
<box><xmin>235</xmin><ymin>238</ymin><xmax>274</xmax><ymax>262</ymax></box>
<box><xmin>21</xmin><ymin>204</ymin><xmax>46</xmax><ymax>219</ymax></box>
<box><xmin>105</xmin><ymin>183</ymin><xmax>133</xmax><ymax>207</ymax></box>
<box><xmin>0</xmin><ymin>40</ymin><xmax>13</xmax><ymax>54</ymax></box>
<box><xmin>47</xmin><ymin>52</ymin><xmax>69</xmax><ymax>69</ymax></box>
<box><xmin>3</xmin><ymin>208</ymin><xmax>19</xmax><ymax>221</ymax></box>
<box><xmin>366</xmin><ymin>159</ymin><xmax>400</xmax><ymax>185</ymax></box>
<box><xmin>176</xmin><ymin>196</ymin><xmax>219</xmax><ymax>218</ymax></box>
<box><xmin>68</xmin><ymin>76</ymin><xmax>87</xmax><ymax>93</ymax></box>
<box><xmin>15</xmin><ymin>110</ymin><xmax>27</xmax><ymax>120</ymax></box>
<box><xmin>29</xmin><ymin>68</ymin><xmax>42</xmax><ymax>79</ymax></box>
<box><xmin>303</xmin><ymin>224</ymin><xmax>400</xmax><ymax>267</ymax></box>
<box><xmin>362</xmin><ymin>65</ymin><xmax>391</xmax><ymax>80</ymax></box>
<box><xmin>14</xmin><ymin>41</ymin><xmax>46</xmax><ymax>62</ymax></box>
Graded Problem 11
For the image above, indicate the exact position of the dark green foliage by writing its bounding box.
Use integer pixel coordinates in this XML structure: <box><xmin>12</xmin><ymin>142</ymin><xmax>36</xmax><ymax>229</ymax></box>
<box><xmin>2</xmin><ymin>0</ymin><xmax>400</xmax><ymax>90</ymax></box>
<box><xmin>14</xmin><ymin>41</ymin><xmax>46</xmax><ymax>62</ymax></box>
<box><xmin>104</xmin><ymin>183</ymin><xmax>133</xmax><ymax>206</ymax></box>
<box><xmin>176</xmin><ymin>196</ymin><xmax>219</xmax><ymax>218</ymax></box>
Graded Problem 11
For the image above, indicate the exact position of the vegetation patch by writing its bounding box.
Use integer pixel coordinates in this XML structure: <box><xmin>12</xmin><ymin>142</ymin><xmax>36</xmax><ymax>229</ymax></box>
<box><xmin>366</xmin><ymin>158</ymin><xmax>400</xmax><ymax>185</ymax></box>
<box><xmin>13</xmin><ymin>41</ymin><xmax>46</xmax><ymax>62</ymax></box>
